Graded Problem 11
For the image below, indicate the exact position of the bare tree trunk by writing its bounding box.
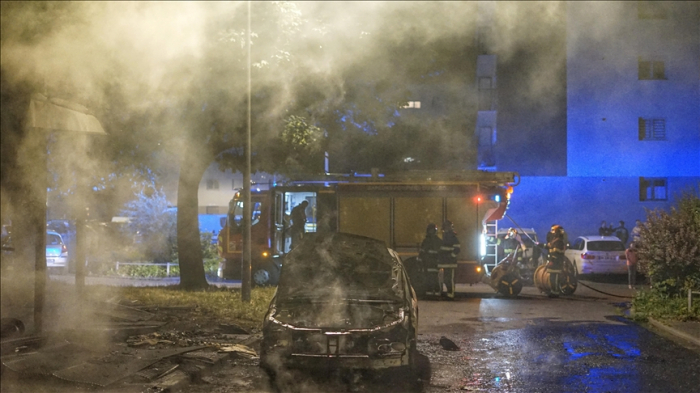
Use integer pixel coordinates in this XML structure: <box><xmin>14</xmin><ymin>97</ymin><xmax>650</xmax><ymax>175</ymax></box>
<box><xmin>176</xmin><ymin>155</ymin><xmax>209</xmax><ymax>290</ymax></box>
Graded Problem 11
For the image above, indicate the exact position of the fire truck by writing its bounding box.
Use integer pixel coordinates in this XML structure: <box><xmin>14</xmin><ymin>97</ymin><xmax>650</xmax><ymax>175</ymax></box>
<box><xmin>217</xmin><ymin>170</ymin><xmax>518</xmax><ymax>286</ymax></box>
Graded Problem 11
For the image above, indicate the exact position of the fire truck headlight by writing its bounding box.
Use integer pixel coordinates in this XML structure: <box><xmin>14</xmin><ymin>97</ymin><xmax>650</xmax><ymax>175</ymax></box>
<box><xmin>262</xmin><ymin>251</ymin><xmax>269</xmax><ymax>258</ymax></box>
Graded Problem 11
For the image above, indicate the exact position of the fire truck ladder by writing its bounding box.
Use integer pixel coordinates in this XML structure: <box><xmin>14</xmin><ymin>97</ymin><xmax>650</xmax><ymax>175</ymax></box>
<box><xmin>483</xmin><ymin>219</ymin><xmax>499</xmax><ymax>275</ymax></box>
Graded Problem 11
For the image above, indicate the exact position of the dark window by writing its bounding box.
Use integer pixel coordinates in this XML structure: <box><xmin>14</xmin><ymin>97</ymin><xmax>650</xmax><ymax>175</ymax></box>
<box><xmin>639</xmin><ymin>177</ymin><xmax>668</xmax><ymax>201</ymax></box>
<box><xmin>587</xmin><ymin>241</ymin><xmax>625</xmax><ymax>252</ymax></box>
<box><xmin>638</xmin><ymin>59</ymin><xmax>666</xmax><ymax>80</ymax></box>
<box><xmin>206</xmin><ymin>179</ymin><xmax>219</xmax><ymax>190</ymax></box>
<box><xmin>638</xmin><ymin>1</ymin><xmax>668</xmax><ymax>19</ymax></box>
<box><xmin>638</xmin><ymin>118</ymin><xmax>666</xmax><ymax>140</ymax></box>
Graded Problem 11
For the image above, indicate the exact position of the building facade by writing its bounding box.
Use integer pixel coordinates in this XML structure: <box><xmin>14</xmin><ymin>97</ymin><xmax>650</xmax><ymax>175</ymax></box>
<box><xmin>488</xmin><ymin>1</ymin><xmax>699</xmax><ymax>240</ymax></box>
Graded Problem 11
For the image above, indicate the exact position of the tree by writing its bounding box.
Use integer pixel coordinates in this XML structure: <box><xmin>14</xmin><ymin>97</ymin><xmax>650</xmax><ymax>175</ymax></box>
<box><xmin>120</xmin><ymin>186</ymin><xmax>177</xmax><ymax>263</ymax></box>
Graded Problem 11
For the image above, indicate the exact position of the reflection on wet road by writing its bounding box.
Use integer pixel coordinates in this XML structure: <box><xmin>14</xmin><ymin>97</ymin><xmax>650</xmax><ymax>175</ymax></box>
<box><xmin>420</xmin><ymin>307</ymin><xmax>699</xmax><ymax>393</ymax></box>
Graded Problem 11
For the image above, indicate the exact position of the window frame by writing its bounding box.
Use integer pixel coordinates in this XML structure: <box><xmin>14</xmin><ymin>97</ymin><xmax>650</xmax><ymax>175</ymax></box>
<box><xmin>638</xmin><ymin>58</ymin><xmax>666</xmax><ymax>80</ymax></box>
<box><xmin>206</xmin><ymin>179</ymin><xmax>220</xmax><ymax>190</ymax></box>
<box><xmin>639</xmin><ymin>177</ymin><xmax>668</xmax><ymax>202</ymax></box>
<box><xmin>638</xmin><ymin>117</ymin><xmax>666</xmax><ymax>141</ymax></box>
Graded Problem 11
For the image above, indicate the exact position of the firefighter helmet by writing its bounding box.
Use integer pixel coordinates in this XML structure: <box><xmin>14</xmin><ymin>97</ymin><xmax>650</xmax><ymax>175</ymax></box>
<box><xmin>426</xmin><ymin>223</ymin><xmax>438</xmax><ymax>235</ymax></box>
<box><xmin>442</xmin><ymin>220</ymin><xmax>453</xmax><ymax>231</ymax></box>
<box><xmin>506</xmin><ymin>228</ymin><xmax>518</xmax><ymax>239</ymax></box>
<box><xmin>551</xmin><ymin>225</ymin><xmax>564</xmax><ymax>236</ymax></box>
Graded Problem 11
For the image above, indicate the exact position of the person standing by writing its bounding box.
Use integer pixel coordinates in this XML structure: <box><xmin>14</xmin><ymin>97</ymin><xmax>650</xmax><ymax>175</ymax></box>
<box><xmin>438</xmin><ymin>220</ymin><xmax>460</xmax><ymax>299</ymax></box>
<box><xmin>632</xmin><ymin>219</ymin><xmax>643</xmax><ymax>243</ymax></box>
<box><xmin>416</xmin><ymin>223</ymin><xmax>443</xmax><ymax>297</ymax></box>
<box><xmin>290</xmin><ymin>200</ymin><xmax>309</xmax><ymax>249</ymax></box>
<box><xmin>503</xmin><ymin>228</ymin><xmax>526</xmax><ymax>265</ymax></box>
<box><xmin>544</xmin><ymin>225</ymin><xmax>567</xmax><ymax>297</ymax></box>
<box><xmin>598</xmin><ymin>221</ymin><xmax>609</xmax><ymax>236</ymax></box>
<box><xmin>625</xmin><ymin>242</ymin><xmax>638</xmax><ymax>289</ymax></box>
<box><xmin>614</xmin><ymin>220</ymin><xmax>629</xmax><ymax>245</ymax></box>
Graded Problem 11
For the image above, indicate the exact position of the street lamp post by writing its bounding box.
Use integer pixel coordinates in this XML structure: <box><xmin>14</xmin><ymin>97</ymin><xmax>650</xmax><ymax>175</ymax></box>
<box><xmin>241</xmin><ymin>0</ymin><xmax>252</xmax><ymax>302</ymax></box>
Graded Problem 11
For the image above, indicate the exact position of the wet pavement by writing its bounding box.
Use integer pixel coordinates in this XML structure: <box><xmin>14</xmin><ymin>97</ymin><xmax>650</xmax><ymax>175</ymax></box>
<box><xmin>2</xmin><ymin>280</ymin><xmax>698</xmax><ymax>393</ymax></box>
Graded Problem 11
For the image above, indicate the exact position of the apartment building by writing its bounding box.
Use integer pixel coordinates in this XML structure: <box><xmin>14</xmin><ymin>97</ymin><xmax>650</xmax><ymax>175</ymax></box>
<box><xmin>488</xmin><ymin>1</ymin><xmax>700</xmax><ymax>240</ymax></box>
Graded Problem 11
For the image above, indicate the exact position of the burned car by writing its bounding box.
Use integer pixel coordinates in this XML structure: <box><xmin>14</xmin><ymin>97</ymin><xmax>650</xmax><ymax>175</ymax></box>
<box><xmin>260</xmin><ymin>232</ymin><xmax>419</xmax><ymax>377</ymax></box>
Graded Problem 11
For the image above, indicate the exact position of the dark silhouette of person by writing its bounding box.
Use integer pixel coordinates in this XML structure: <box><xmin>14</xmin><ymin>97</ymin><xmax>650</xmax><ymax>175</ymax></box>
<box><xmin>614</xmin><ymin>220</ymin><xmax>629</xmax><ymax>245</ymax></box>
<box><xmin>290</xmin><ymin>200</ymin><xmax>309</xmax><ymax>249</ymax></box>
<box><xmin>438</xmin><ymin>220</ymin><xmax>460</xmax><ymax>299</ymax></box>
<box><xmin>416</xmin><ymin>223</ymin><xmax>443</xmax><ymax>297</ymax></box>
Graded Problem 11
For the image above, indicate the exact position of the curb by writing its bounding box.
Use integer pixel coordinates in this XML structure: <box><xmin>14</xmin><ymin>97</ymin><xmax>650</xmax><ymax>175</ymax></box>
<box><xmin>648</xmin><ymin>318</ymin><xmax>700</xmax><ymax>347</ymax></box>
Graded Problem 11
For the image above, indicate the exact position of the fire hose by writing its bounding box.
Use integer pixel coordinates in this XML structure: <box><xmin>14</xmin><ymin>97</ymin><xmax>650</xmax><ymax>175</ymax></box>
<box><xmin>504</xmin><ymin>214</ymin><xmax>634</xmax><ymax>299</ymax></box>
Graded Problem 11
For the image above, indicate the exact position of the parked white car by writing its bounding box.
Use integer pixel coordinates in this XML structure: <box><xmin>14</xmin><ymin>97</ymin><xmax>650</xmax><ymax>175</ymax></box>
<box><xmin>565</xmin><ymin>236</ymin><xmax>626</xmax><ymax>275</ymax></box>
<box><xmin>46</xmin><ymin>230</ymin><xmax>68</xmax><ymax>273</ymax></box>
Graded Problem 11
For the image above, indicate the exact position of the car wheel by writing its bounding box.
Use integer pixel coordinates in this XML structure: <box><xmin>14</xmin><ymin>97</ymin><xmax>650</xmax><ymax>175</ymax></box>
<box><xmin>253</xmin><ymin>268</ymin><xmax>271</xmax><ymax>287</ymax></box>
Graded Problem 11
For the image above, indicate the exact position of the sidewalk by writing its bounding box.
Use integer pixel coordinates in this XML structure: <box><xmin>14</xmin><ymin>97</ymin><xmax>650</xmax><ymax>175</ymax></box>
<box><xmin>648</xmin><ymin>318</ymin><xmax>700</xmax><ymax>348</ymax></box>
<box><xmin>574</xmin><ymin>280</ymin><xmax>700</xmax><ymax>347</ymax></box>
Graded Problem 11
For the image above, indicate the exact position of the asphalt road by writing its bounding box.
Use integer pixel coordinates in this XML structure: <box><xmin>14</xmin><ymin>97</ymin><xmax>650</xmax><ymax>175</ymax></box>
<box><xmin>181</xmin><ymin>281</ymin><xmax>700</xmax><ymax>393</ymax></box>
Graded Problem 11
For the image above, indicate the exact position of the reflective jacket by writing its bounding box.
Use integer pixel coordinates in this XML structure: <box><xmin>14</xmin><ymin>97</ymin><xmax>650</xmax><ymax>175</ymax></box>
<box><xmin>438</xmin><ymin>230</ymin><xmax>460</xmax><ymax>268</ymax></box>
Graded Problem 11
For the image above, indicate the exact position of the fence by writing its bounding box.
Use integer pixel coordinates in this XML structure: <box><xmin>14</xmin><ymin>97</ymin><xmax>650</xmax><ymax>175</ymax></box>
<box><xmin>115</xmin><ymin>261</ymin><xmax>178</xmax><ymax>276</ymax></box>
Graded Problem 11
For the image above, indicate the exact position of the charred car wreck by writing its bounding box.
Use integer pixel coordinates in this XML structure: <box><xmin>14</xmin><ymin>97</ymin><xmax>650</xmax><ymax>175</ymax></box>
<box><xmin>260</xmin><ymin>232</ymin><xmax>419</xmax><ymax>380</ymax></box>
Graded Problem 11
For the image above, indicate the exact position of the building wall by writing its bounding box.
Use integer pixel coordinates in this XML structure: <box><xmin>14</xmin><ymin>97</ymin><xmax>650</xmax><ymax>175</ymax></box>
<box><xmin>498</xmin><ymin>1</ymin><xmax>699</xmax><ymax>242</ymax></box>
<box><xmin>567</xmin><ymin>1</ymin><xmax>700</xmax><ymax>177</ymax></box>
<box><xmin>197</xmin><ymin>164</ymin><xmax>275</xmax><ymax>213</ymax></box>
<box><xmin>493</xmin><ymin>1</ymin><xmax>569</xmax><ymax>176</ymax></box>
<box><xmin>505</xmin><ymin>176</ymin><xmax>699</xmax><ymax>242</ymax></box>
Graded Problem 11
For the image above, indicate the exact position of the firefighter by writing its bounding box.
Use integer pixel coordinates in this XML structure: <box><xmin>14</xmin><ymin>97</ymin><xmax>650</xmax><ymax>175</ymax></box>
<box><xmin>438</xmin><ymin>220</ymin><xmax>460</xmax><ymax>299</ymax></box>
<box><xmin>290</xmin><ymin>200</ymin><xmax>309</xmax><ymax>249</ymax></box>
<box><xmin>416</xmin><ymin>223</ymin><xmax>443</xmax><ymax>297</ymax></box>
<box><xmin>544</xmin><ymin>224</ymin><xmax>567</xmax><ymax>297</ymax></box>
<box><xmin>503</xmin><ymin>228</ymin><xmax>526</xmax><ymax>265</ymax></box>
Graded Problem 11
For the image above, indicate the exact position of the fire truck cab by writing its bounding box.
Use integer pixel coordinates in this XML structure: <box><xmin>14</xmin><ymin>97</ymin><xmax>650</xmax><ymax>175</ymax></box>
<box><xmin>218</xmin><ymin>171</ymin><xmax>518</xmax><ymax>287</ymax></box>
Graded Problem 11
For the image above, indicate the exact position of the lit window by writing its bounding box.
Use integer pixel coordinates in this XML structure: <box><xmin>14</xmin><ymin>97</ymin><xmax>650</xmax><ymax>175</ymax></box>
<box><xmin>639</xmin><ymin>177</ymin><xmax>667</xmax><ymax>201</ymax></box>
<box><xmin>206</xmin><ymin>179</ymin><xmax>219</xmax><ymax>190</ymax></box>
<box><xmin>401</xmin><ymin>101</ymin><xmax>421</xmax><ymax>109</ymax></box>
<box><xmin>638</xmin><ymin>118</ymin><xmax>666</xmax><ymax>141</ymax></box>
<box><xmin>638</xmin><ymin>58</ymin><xmax>666</xmax><ymax>80</ymax></box>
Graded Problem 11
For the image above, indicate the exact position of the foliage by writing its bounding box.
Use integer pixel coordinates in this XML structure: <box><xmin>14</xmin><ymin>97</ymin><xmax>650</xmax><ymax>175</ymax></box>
<box><xmin>120</xmin><ymin>186</ymin><xmax>177</xmax><ymax>263</ymax></box>
<box><xmin>109</xmin><ymin>263</ymin><xmax>180</xmax><ymax>279</ymax></box>
<box><xmin>632</xmin><ymin>285</ymin><xmax>699</xmax><ymax>322</ymax></box>
<box><xmin>636</xmin><ymin>189</ymin><xmax>700</xmax><ymax>295</ymax></box>
<box><xmin>119</xmin><ymin>286</ymin><xmax>277</xmax><ymax>328</ymax></box>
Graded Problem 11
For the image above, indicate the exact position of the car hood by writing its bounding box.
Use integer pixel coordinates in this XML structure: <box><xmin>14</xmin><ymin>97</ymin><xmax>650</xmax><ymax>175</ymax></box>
<box><xmin>277</xmin><ymin>233</ymin><xmax>405</xmax><ymax>302</ymax></box>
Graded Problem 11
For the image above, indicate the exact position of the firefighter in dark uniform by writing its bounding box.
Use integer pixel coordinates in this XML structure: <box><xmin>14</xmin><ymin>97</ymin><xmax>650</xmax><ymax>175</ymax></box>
<box><xmin>416</xmin><ymin>223</ymin><xmax>443</xmax><ymax>297</ymax></box>
<box><xmin>438</xmin><ymin>220</ymin><xmax>460</xmax><ymax>299</ymax></box>
<box><xmin>544</xmin><ymin>225</ymin><xmax>567</xmax><ymax>297</ymax></box>
<box><xmin>503</xmin><ymin>228</ymin><xmax>526</xmax><ymax>265</ymax></box>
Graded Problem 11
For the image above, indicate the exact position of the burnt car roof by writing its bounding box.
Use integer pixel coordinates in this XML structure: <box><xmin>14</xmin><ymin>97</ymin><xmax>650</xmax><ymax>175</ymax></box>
<box><xmin>277</xmin><ymin>232</ymin><xmax>403</xmax><ymax>301</ymax></box>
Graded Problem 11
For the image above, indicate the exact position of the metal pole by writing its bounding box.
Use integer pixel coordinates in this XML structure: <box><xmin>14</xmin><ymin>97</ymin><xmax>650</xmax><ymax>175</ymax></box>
<box><xmin>241</xmin><ymin>0</ymin><xmax>252</xmax><ymax>302</ymax></box>
<box><xmin>34</xmin><ymin>131</ymin><xmax>48</xmax><ymax>334</ymax></box>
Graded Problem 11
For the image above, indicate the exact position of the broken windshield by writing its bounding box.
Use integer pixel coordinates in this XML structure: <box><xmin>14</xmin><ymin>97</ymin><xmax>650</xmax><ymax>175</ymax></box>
<box><xmin>277</xmin><ymin>233</ymin><xmax>404</xmax><ymax>302</ymax></box>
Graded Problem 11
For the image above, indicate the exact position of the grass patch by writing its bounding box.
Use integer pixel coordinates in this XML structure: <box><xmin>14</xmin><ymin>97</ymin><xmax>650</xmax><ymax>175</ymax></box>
<box><xmin>632</xmin><ymin>288</ymin><xmax>699</xmax><ymax>322</ymax></box>
<box><xmin>117</xmin><ymin>285</ymin><xmax>277</xmax><ymax>329</ymax></box>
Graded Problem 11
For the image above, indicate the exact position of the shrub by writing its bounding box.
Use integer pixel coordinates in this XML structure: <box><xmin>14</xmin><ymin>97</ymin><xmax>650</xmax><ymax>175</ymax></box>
<box><xmin>635</xmin><ymin>188</ymin><xmax>700</xmax><ymax>295</ymax></box>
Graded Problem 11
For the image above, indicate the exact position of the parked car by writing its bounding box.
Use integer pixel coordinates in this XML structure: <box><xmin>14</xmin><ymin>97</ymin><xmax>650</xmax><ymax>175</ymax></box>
<box><xmin>46</xmin><ymin>230</ymin><xmax>68</xmax><ymax>273</ymax></box>
<box><xmin>565</xmin><ymin>236</ymin><xmax>626</xmax><ymax>275</ymax></box>
<box><xmin>260</xmin><ymin>232</ymin><xmax>420</xmax><ymax>383</ymax></box>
